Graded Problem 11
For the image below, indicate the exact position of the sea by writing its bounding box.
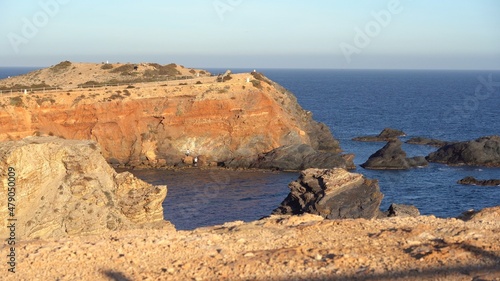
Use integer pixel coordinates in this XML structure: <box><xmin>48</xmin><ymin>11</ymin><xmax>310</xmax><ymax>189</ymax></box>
<box><xmin>2</xmin><ymin>67</ymin><xmax>499</xmax><ymax>230</ymax></box>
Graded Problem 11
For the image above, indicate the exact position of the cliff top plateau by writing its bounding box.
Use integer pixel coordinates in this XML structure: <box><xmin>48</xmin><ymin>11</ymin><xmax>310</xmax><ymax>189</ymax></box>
<box><xmin>0</xmin><ymin>61</ymin><xmax>345</xmax><ymax>170</ymax></box>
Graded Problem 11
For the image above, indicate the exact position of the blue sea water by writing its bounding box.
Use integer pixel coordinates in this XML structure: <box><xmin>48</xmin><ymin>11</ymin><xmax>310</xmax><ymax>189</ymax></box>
<box><xmin>3</xmin><ymin>67</ymin><xmax>500</xmax><ymax>230</ymax></box>
<box><xmin>0</xmin><ymin>67</ymin><xmax>41</xmax><ymax>79</ymax></box>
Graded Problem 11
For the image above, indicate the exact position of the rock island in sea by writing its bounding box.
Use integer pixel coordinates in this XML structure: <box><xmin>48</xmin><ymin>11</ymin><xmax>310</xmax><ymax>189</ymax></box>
<box><xmin>0</xmin><ymin>62</ymin><xmax>499</xmax><ymax>280</ymax></box>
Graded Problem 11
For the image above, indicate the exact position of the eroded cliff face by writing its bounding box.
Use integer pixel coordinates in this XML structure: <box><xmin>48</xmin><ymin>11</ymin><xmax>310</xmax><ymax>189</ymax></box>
<box><xmin>0</xmin><ymin>73</ymin><xmax>341</xmax><ymax>167</ymax></box>
<box><xmin>0</xmin><ymin>137</ymin><xmax>169</xmax><ymax>240</ymax></box>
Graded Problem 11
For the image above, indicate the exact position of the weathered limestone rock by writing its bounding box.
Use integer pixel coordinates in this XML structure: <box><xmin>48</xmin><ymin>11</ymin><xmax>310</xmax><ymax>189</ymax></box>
<box><xmin>0</xmin><ymin>137</ymin><xmax>169</xmax><ymax>240</ymax></box>
<box><xmin>387</xmin><ymin>203</ymin><xmax>420</xmax><ymax>217</ymax></box>
<box><xmin>272</xmin><ymin>168</ymin><xmax>383</xmax><ymax>219</ymax></box>
<box><xmin>427</xmin><ymin>136</ymin><xmax>500</xmax><ymax>167</ymax></box>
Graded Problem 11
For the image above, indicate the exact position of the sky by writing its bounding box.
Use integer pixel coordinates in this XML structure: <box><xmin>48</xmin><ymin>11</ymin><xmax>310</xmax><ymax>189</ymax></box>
<box><xmin>0</xmin><ymin>0</ymin><xmax>499</xmax><ymax>69</ymax></box>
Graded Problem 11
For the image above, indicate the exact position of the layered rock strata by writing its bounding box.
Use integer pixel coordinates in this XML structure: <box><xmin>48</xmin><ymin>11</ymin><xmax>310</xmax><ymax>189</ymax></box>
<box><xmin>0</xmin><ymin>67</ymin><xmax>341</xmax><ymax>169</ymax></box>
<box><xmin>273</xmin><ymin>168</ymin><xmax>383</xmax><ymax>219</ymax></box>
<box><xmin>0</xmin><ymin>137</ymin><xmax>169</xmax><ymax>240</ymax></box>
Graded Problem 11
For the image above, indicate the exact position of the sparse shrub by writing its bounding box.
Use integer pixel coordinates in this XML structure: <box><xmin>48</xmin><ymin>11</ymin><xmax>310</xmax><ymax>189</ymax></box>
<box><xmin>251</xmin><ymin>72</ymin><xmax>271</xmax><ymax>85</ymax></box>
<box><xmin>223</xmin><ymin>74</ymin><xmax>232</xmax><ymax>82</ymax></box>
<box><xmin>126</xmin><ymin>85</ymin><xmax>135</xmax><ymax>89</ymax></box>
<box><xmin>144</xmin><ymin>69</ymin><xmax>159</xmax><ymax>77</ymax></box>
<box><xmin>109</xmin><ymin>93</ymin><xmax>124</xmax><ymax>100</ymax></box>
<box><xmin>51</xmin><ymin>61</ymin><xmax>72</xmax><ymax>72</ymax></box>
<box><xmin>196</xmin><ymin>81</ymin><xmax>202</xmax><ymax>85</ymax></box>
<box><xmin>149</xmin><ymin>63</ymin><xmax>180</xmax><ymax>76</ymax></box>
<box><xmin>9</xmin><ymin>96</ymin><xmax>24</xmax><ymax>107</ymax></box>
<box><xmin>110</xmin><ymin>64</ymin><xmax>136</xmax><ymax>75</ymax></box>
<box><xmin>251</xmin><ymin>80</ymin><xmax>262</xmax><ymax>89</ymax></box>
<box><xmin>123</xmin><ymin>90</ymin><xmax>131</xmax><ymax>96</ymax></box>
<box><xmin>189</xmin><ymin>69</ymin><xmax>196</xmax><ymax>74</ymax></box>
<box><xmin>79</xmin><ymin>81</ymin><xmax>100</xmax><ymax>88</ymax></box>
<box><xmin>179</xmin><ymin>83</ymin><xmax>188</xmax><ymax>86</ymax></box>
<box><xmin>72</xmin><ymin>94</ymin><xmax>86</xmax><ymax>106</ymax></box>
<box><xmin>199</xmin><ymin>70</ymin><xmax>206</xmax><ymax>75</ymax></box>
<box><xmin>36</xmin><ymin>97</ymin><xmax>56</xmax><ymax>106</ymax></box>
<box><xmin>101</xmin><ymin>64</ymin><xmax>113</xmax><ymax>70</ymax></box>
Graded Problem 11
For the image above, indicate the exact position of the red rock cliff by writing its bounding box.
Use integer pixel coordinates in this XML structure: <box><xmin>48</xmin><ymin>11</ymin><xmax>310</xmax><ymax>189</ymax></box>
<box><xmin>0</xmin><ymin>67</ymin><xmax>340</xmax><ymax>167</ymax></box>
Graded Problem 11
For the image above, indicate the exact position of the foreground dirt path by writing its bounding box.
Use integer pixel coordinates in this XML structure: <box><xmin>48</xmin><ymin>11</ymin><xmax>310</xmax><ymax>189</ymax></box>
<box><xmin>6</xmin><ymin>209</ymin><xmax>500</xmax><ymax>281</ymax></box>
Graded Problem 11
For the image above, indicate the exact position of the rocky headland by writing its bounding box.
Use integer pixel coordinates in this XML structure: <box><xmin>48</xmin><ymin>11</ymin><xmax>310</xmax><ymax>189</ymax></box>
<box><xmin>427</xmin><ymin>136</ymin><xmax>500</xmax><ymax>167</ymax></box>
<box><xmin>361</xmin><ymin>139</ymin><xmax>428</xmax><ymax>170</ymax></box>
<box><xmin>0</xmin><ymin>62</ymin><xmax>348</xmax><ymax>170</ymax></box>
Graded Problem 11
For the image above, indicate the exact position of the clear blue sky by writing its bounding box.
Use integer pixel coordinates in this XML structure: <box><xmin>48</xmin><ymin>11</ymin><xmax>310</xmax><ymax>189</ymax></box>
<box><xmin>1</xmin><ymin>0</ymin><xmax>499</xmax><ymax>69</ymax></box>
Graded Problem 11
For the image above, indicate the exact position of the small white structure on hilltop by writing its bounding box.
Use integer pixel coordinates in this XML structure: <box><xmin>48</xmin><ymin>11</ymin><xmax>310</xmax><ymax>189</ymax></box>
<box><xmin>246</xmin><ymin>77</ymin><xmax>250</xmax><ymax>83</ymax></box>
<box><xmin>24</xmin><ymin>89</ymin><xmax>27</xmax><ymax>95</ymax></box>
<box><xmin>106</xmin><ymin>60</ymin><xmax>109</xmax><ymax>64</ymax></box>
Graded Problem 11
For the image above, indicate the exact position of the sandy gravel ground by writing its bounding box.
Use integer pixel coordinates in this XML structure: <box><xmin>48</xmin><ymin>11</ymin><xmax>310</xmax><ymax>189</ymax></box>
<box><xmin>5</xmin><ymin>208</ymin><xmax>500</xmax><ymax>281</ymax></box>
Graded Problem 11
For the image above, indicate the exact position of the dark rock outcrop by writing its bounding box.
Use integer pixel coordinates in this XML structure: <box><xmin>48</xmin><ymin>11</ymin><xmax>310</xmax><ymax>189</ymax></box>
<box><xmin>426</xmin><ymin>136</ymin><xmax>500</xmax><ymax>167</ymax></box>
<box><xmin>353</xmin><ymin>128</ymin><xmax>406</xmax><ymax>142</ymax></box>
<box><xmin>387</xmin><ymin>203</ymin><xmax>420</xmax><ymax>217</ymax></box>
<box><xmin>405</xmin><ymin>137</ymin><xmax>451</xmax><ymax>148</ymax></box>
<box><xmin>457</xmin><ymin>176</ymin><xmax>500</xmax><ymax>186</ymax></box>
<box><xmin>272</xmin><ymin>168</ymin><xmax>383</xmax><ymax>219</ymax></box>
<box><xmin>361</xmin><ymin>139</ymin><xmax>428</xmax><ymax>170</ymax></box>
<box><xmin>246</xmin><ymin>144</ymin><xmax>354</xmax><ymax>171</ymax></box>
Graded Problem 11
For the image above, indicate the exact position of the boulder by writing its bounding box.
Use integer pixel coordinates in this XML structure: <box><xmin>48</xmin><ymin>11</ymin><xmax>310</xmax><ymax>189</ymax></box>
<box><xmin>387</xmin><ymin>203</ymin><xmax>420</xmax><ymax>217</ymax></box>
<box><xmin>457</xmin><ymin>176</ymin><xmax>500</xmax><ymax>186</ymax></box>
<box><xmin>272</xmin><ymin>168</ymin><xmax>383</xmax><ymax>219</ymax></box>
<box><xmin>426</xmin><ymin>136</ymin><xmax>500</xmax><ymax>167</ymax></box>
<box><xmin>405</xmin><ymin>137</ymin><xmax>451</xmax><ymax>148</ymax></box>
<box><xmin>361</xmin><ymin>139</ymin><xmax>428</xmax><ymax>170</ymax></box>
<box><xmin>457</xmin><ymin>206</ymin><xmax>500</xmax><ymax>221</ymax></box>
<box><xmin>248</xmin><ymin>144</ymin><xmax>353</xmax><ymax>171</ymax></box>
<box><xmin>0</xmin><ymin>137</ymin><xmax>170</xmax><ymax>240</ymax></box>
<box><xmin>353</xmin><ymin>128</ymin><xmax>406</xmax><ymax>142</ymax></box>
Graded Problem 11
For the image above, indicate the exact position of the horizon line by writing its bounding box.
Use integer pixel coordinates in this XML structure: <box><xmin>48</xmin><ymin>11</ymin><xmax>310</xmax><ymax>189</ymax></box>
<box><xmin>1</xmin><ymin>65</ymin><xmax>500</xmax><ymax>72</ymax></box>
